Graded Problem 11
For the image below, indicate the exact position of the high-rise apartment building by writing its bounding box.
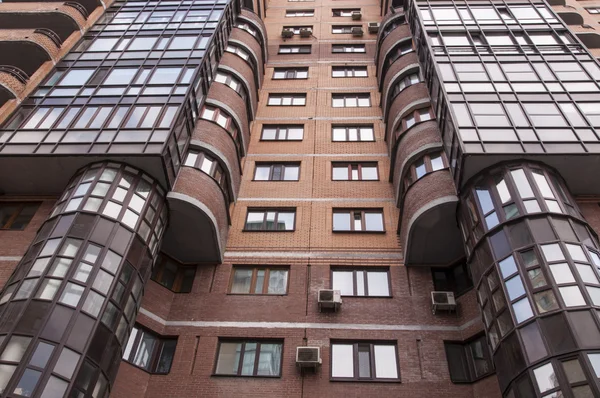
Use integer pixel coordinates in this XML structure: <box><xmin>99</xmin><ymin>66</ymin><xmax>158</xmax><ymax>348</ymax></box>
<box><xmin>1</xmin><ymin>0</ymin><xmax>600</xmax><ymax>396</ymax></box>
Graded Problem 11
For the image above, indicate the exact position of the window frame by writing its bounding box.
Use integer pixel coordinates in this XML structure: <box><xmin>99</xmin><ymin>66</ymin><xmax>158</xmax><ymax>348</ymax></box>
<box><xmin>398</xmin><ymin>108</ymin><xmax>435</xmax><ymax>134</ymax></box>
<box><xmin>272</xmin><ymin>67</ymin><xmax>309</xmax><ymax>80</ymax></box>
<box><xmin>403</xmin><ymin>151</ymin><xmax>447</xmax><ymax>190</ymax></box>
<box><xmin>0</xmin><ymin>202</ymin><xmax>41</xmax><ymax>231</ymax></box>
<box><xmin>332</xmin><ymin>208</ymin><xmax>386</xmax><ymax>233</ymax></box>
<box><xmin>244</xmin><ymin>208</ymin><xmax>297</xmax><ymax>232</ymax></box>
<box><xmin>331</xmin><ymin>162</ymin><xmax>379</xmax><ymax>181</ymax></box>
<box><xmin>278</xmin><ymin>45</ymin><xmax>312</xmax><ymax>54</ymax></box>
<box><xmin>332</xmin><ymin>66</ymin><xmax>368</xmax><ymax>78</ymax></box>
<box><xmin>331</xmin><ymin>93</ymin><xmax>371</xmax><ymax>108</ymax></box>
<box><xmin>267</xmin><ymin>94</ymin><xmax>307</xmax><ymax>106</ymax></box>
<box><xmin>286</xmin><ymin>9</ymin><xmax>315</xmax><ymax>17</ymax></box>
<box><xmin>332</xmin><ymin>25</ymin><xmax>362</xmax><ymax>34</ymax></box>
<box><xmin>228</xmin><ymin>266</ymin><xmax>290</xmax><ymax>295</ymax></box>
<box><xmin>331</xmin><ymin>125</ymin><xmax>375</xmax><ymax>142</ymax></box>
<box><xmin>444</xmin><ymin>333</ymin><xmax>494</xmax><ymax>384</ymax></box>
<box><xmin>253</xmin><ymin>162</ymin><xmax>301</xmax><ymax>181</ymax></box>
<box><xmin>332</xmin><ymin>44</ymin><xmax>366</xmax><ymax>53</ymax></box>
<box><xmin>213</xmin><ymin>339</ymin><xmax>284</xmax><ymax>377</ymax></box>
<box><xmin>332</xmin><ymin>8</ymin><xmax>361</xmax><ymax>17</ymax></box>
<box><xmin>123</xmin><ymin>325</ymin><xmax>177</xmax><ymax>374</ymax></box>
<box><xmin>431</xmin><ymin>262</ymin><xmax>473</xmax><ymax>297</ymax></box>
<box><xmin>151</xmin><ymin>255</ymin><xmax>196</xmax><ymax>293</ymax></box>
<box><xmin>331</xmin><ymin>267</ymin><xmax>392</xmax><ymax>297</ymax></box>
<box><xmin>330</xmin><ymin>340</ymin><xmax>400</xmax><ymax>382</ymax></box>
<box><xmin>260</xmin><ymin>125</ymin><xmax>304</xmax><ymax>141</ymax></box>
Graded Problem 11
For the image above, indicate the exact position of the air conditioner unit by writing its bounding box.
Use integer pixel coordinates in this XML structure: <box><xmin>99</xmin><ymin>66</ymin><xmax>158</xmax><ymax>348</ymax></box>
<box><xmin>299</xmin><ymin>28</ymin><xmax>312</xmax><ymax>38</ymax></box>
<box><xmin>318</xmin><ymin>289</ymin><xmax>342</xmax><ymax>312</ymax></box>
<box><xmin>368</xmin><ymin>22</ymin><xmax>380</xmax><ymax>34</ymax></box>
<box><xmin>431</xmin><ymin>291</ymin><xmax>457</xmax><ymax>314</ymax></box>
<box><xmin>351</xmin><ymin>27</ymin><xmax>364</xmax><ymax>37</ymax></box>
<box><xmin>296</xmin><ymin>346</ymin><xmax>322</xmax><ymax>367</ymax></box>
<box><xmin>351</xmin><ymin>11</ymin><xmax>362</xmax><ymax>20</ymax></box>
<box><xmin>282</xmin><ymin>28</ymin><xmax>294</xmax><ymax>38</ymax></box>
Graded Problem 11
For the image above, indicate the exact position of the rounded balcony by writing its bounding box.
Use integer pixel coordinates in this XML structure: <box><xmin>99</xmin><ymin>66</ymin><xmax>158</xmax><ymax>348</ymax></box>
<box><xmin>0</xmin><ymin>66</ymin><xmax>27</xmax><ymax>108</ymax></box>
<box><xmin>239</xmin><ymin>9</ymin><xmax>268</xmax><ymax>65</ymax></box>
<box><xmin>385</xmin><ymin>83</ymin><xmax>430</xmax><ymax>141</ymax></box>
<box><xmin>218</xmin><ymin>53</ymin><xmax>259</xmax><ymax>118</ymax></box>
<box><xmin>556</xmin><ymin>11</ymin><xmax>584</xmax><ymax>25</ymax></box>
<box><xmin>376</xmin><ymin>24</ymin><xmax>412</xmax><ymax>86</ymax></box>
<box><xmin>0</xmin><ymin>29</ymin><xmax>58</xmax><ymax>77</ymax></box>
<box><xmin>229</xmin><ymin>29</ymin><xmax>264</xmax><ymax>89</ymax></box>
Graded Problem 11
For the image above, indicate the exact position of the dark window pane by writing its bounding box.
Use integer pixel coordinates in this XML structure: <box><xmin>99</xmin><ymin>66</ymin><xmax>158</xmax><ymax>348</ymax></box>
<box><xmin>445</xmin><ymin>343</ymin><xmax>469</xmax><ymax>382</ymax></box>
<box><xmin>529</xmin><ymin>218</ymin><xmax>556</xmax><ymax>243</ymax></box>
<box><xmin>541</xmin><ymin>313</ymin><xmax>576</xmax><ymax>354</ymax></box>
<box><xmin>489</xmin><ymin>230</ymin><xmax>511</xmax><ymax>260</ymax></box>
<box><xmin>519</xmin><ymin>322</ymin><xmax>547</xmax><ymax>363</ymax></box>
<box><xmin>29</xmin><ymin>342</ymin><xmax>54</xmax><ymax>368</ymax></box>
<box><xmin>14</xmin><ymin>368</ymin><xmax>41</xmax><ymax>397</ymax></box>
<box><xmin>569</xmin><ymin>311</ymin><xmax>600</xmax><ymax>348</ymax></box>
<box><xmin>508</xmin><ymin>222</ymin><xmax>533</xmax><ymax>249</ymax></box>
<box><xmin>155</xmin><ymin>340</ymin><xmax>177</xmax><ymax>374</ymax></box>
<box><xmin>358</xmin><ymin>345</ymin><xmax>371</xmax><ymax>378</ymax></box>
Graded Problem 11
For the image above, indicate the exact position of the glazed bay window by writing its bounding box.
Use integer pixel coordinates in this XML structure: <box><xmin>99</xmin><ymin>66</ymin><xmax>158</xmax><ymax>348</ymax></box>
<box><xmin>268</xmin><ymin>94</ymin><xmax>306</xmax><ymax>106</ymax></box>
<box><xmin>332</xmin><ymin>268</ymin><xmax>391</xmax><ymax>297</ymax></box>
<box><xmin>215</xmin><ymin>340</ymin><xmax>283</xmax><ymax>377</ymax></box>
<box><xmin>333</xmin><ymin>209</ymin><xmax>385</xmax><ymax>232</ymax></box>
<box><xmin>332</xmin><ymin>125</ymin><xmax>374</xmax><ymax>141</ymax></box>
<box><xmin>245</xmin><ymin>209</ymin><xmax>296</xmax><ymax>231</ymax></box>
<box><xmin>230</xmin><ymin>267</ymin><xmax>289</xmax><ymax>294</ymax></box>
<box><xmin>151</xmin><ymin>255</ymin><xmax>195</xmax><ymax>293</ymax></box>
<box><xmin>273</xmin><ymin>67</ymin><xmax>308</xmax><ymax>80</ymax></box>
<box><xmin>123</xmin><ymin>326</ymin><xmax>177</xmax><ymax>374</ymax></box>
<box><xmin>332</xmin><ymin>66</ymin><xmax>368</xmax><ymax>78</ymax></box>
<box><xmin>0</xmin><ymin>202</ymin><xmax>40</xmax><ymax>230</ymax></box>
<box><xmin>261</xmin><ymin>125</ymin><xmax>304</xmax><ymax>141</ymax></box>
<box><xmin>331</xmin><ymin>342</ymin><xmax>399</xmax><ymax>381</ymax></box>
<box><xmin>332</xmin><ymin>93</ymin><xmax>370</xmax><ymax>108</ymax></box>
<box><xmin>332</xmin><ymin>44</ymin><xmax>365</xmax><ymax>53</ymax></box>
<box><xmin>279</xmin><ymin>45</ymin><xmax>311</xmax><ymax>54</ymax></box>
<box><xmin>444</xmin><ymin>335</ymin><xmax>493</xmax><ymax>383</ymax></box>
<box><xmin>332</xmin><ymin>162</ymin><xmax>378</xmax><ymax>181</ymax></box>
<box><xmin>254</xmin><ymin>163</ymin><xmax>300</xmax><ymax>181</ymax></box>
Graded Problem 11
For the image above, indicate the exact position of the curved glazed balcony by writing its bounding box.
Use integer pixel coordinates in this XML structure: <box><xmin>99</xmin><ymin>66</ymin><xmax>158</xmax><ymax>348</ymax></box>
<box><xmin>164</xmin><ymin>167</ymin><xmax>230</xmax><ymax>263</ymax></box>
<box><xmin>239</xmin><ymin>9</ymin><xmax>268</xmax><ymax>67</ymax></box>
<box><xmin>229</xmin><ymin>28</ymin><xmax>265</xmax><ymax>88</ymax></box>
<box><xmin>0</xmin><ymin>66</ymin><xmax>28</xmax><ymax>108</ymax></box>
<box><xmin>375</xmin><ymin>8</ymin><xmax>406</xmax><ymax>61</ymax></box>
<box><xmin>376</xmin><ymin>23</ymin><xmax>412</xmax><ymax>88</ymax></box>
<box><xmin>206</xmin><ymin>84</ymin><xmax>251</xmax><ymax>155</ymax></box>
<box><xmin>0</xmin><ymin>2</ymin><xmax>86</xmax><ymax>43</ymax></box>
<box><xmin>0</xmin><ymin>29</ymin><xmax>58</xmax><ymax>76</ymax></box>
<box><xmin>400</xmin><ymin>167</ymin><xmax>463</xmax><ymax>266</ymax></box>
<box><xmin>381</xmin><ymin>56</ymin><xmax>421</xmax><ymax>120</ymax></box>
<box><xmin>385</xmin><ymin>83</ymin><xmax>430</xmax><ymax>142</ymax></box>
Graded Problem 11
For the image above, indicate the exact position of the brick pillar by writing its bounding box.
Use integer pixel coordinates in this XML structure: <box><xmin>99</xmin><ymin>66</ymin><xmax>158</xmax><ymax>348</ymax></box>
<box><xmin>458</xmin><ymin>161</ymin><xmax>600</xmax><ymax>397</ymax></box>
<box><xmin>0</xmin><ymin>162</ymin><xmax>167</xmax><ymax>397</ymax></box>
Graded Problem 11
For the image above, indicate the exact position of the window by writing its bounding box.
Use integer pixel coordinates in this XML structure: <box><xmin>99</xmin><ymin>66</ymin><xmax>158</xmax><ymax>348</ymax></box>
<box><xmin>236</xmin><ymin>22</ymin><xmax>257</xmax><ymax>36</ymax></box>
<box><xmin>200</xmin><ymin>106</ymin><xmax>243</xmax><ymax>154</ymax></box>
<box><xmin>403</xmin><ymin>152</ymin><xmax>446</xmax><ymax>188</ymax></box>
<box><xmin>261</xmin><ymin>125</ymin><xmax>304</xmax><ymax>141</ymax></box>
<box><xmin>273</xmin><ymin>67</ymin><xmax>308</xmax><ymax>79</ymax></box>
<box><xmin>226</xmin><ymin>45</ymin><xmax>251</xmax><ymax>62</ymax></box>
<box><xmin>151</xmin><ymin>256</ymin><xmax>195</xmax><ymax>293</ymax></box>
<box><xmin>444</xmin><ymin>335</ymin><xmax>493</xmax><ymax>383</ymax></box>
<box><xmin>215</xmin><ymin>72</ymin><xmax>245</xmax><ymax>99</ymax></box>
<box><xmin>283</xmin><ymin>26</ymin><xmax>312</xmax><ymax>35</ymax></box>
<box><xmin>332</xmin><ymin>268</ymin><xmax>391</xmax><ymax>297</ymax></box>
<box><xmin>278</xmin><ymin>45</ymin><xmax>311</xmax><ymax>54</ymax></box>
<box><xmin>432</xmin><ymin>263</ymin><xmax>473</xmax><ymax>296</ymax></box>
<box><xmin>390</xmin><ymin>72</ymin><xmax>421</xmax><ymax>99</ymax></box>
<box><xmin>184</xmin><ymin>149</ymin><xmax>229</xmax><ymax>197</ymax></box>
<box><xmin>230</xmin><ymin>267</ymin><xmax>289</xmax><ymax>294</ymax></box>
<box><xmin>332</xmin><ymin>125</ymin><xmax>374</xmax><ymax>141</ymax></box>
<box><xmin>286</xmin><ymin>9</ymin><xmax>314</xmax><ymax>17</ymax></box>
<box><xmin>22</xmin><ymin>107</ymin><xmax>65</xmax><ymax>129</ymax></box>
<box><xmin>0</xmin><ymin>202</ymin><xmax>40</xmax><ymax>230</ymax></box>
<box><xmin>332</xmin><ymin>162</ymin><xmax>378</xmax><ymax>181</ymax></box>
<box><xmin>332</xmin><ymin>8</ymin><xmax>360</xmax><ymax>17</ymax></box>
<box><xmin>267</xmin><ymin>94</ymin><xmax>306</xmax><ymax>106</ymax></box>
<box><xmin>254</xmin><ymin>163</ymin><xmax>300</xmax><ymax>181</ymax></box>
<box><xmin>331</xmin><ymin>342</ymin><xmax>399</xmax><ymax>380</ymax></box>
<box><xmin>385</xmin><ymin>41</ymin><xmax>413</xmax><ymax>69</ymax></box>
<box><xmin>245</xmin><ymin>209</ymin><xmax>296</xmax><ymax>231</ymax></box>
<box><xmin>586</xmin><ymin>7</ymin><xmax>600</xmax><ymax>14</ymax></box>
<box><xmin>398</xmin><ymin>108</ymin><xmax>434</xmax><ymax>132</ymax></box>
<box><xmin>123</xmin><ymin>326</ymin><xmax>177</xmax><ymax>374</ymax></box>
<box><xmin>332</xmin><ymin>66</ymin><xmax>367</xmax><ymax>78</ymax></box>
<box><xmin>332</xmin><ymin>25</ymin><xmax>362</xmax><ymax>34</ymax></box>
<box><xmin>523</xmin><ymin>103</ymin><xmax>566</xmax><ymax>127</ymax></box>
<box><xmin>215</xmin><ymin>340</ymin><xmax>283</xmax><ymax>377</ymax></box>
<box><xmin>332</xmin><ymin>44</ymin><xmax>365</xmax><ymax>53</ymax></box>
<box><xmin>332</xmin><ymin>93</ymin><xmax>370</xmax><ymax>108</ymax></box>
<box><xmin>333</xmin><ymin>209</ymin><xmax>384</xmax><ymax>232</ymax></box>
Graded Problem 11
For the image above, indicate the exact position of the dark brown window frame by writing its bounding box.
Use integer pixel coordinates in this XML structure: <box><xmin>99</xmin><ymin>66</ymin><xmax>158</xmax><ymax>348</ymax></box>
<box><xmin>332</xmin><ymin>8</ymin><xmax>360</xmax><ymax>17</ymax></box>
<box><xmin>444</xmin><ymin>333</ymin><xmax>494</xmax><ymax>384</ymax></box>
<box><xmin>397</xmin><ymin>108</ymin><xmax>435</xmax><ymax>136</ymax></box>
<box><xmin>151</xmin><ymin>254</ymin><xmax>196</xmax><ymax>293</ymax></box>
<box><xmin>267</xmin><ymin>94</ymin><xmax>307</xmax><ymax>107</ymax></box>
<box><xmin>285</xmin><ymin>9</ymin><xmax>315</xmax><ymax>17</ymax></box>
<box><xmin>213</xmin><ymin>339</ymin><xmax>284</xmax><ymax>378</ymax></box>
<box><xmin>332</xmin><ymin>25</ymin><xmax>362</xmax><ymax>34</ymax></box>
<box><xmin>330</xmin><ymin>340</ymin><xmax>401</xmax><ymax>382</ymax></box>
<box><xmin>403</xmin><ymin>151</ymin><xmax>447</xmax><ymax>190</ymax></box>
<box><xmin>332</xmin><ymin>44</ymin><xmax>366</xmax><ymax>53</ymax></box>
<box><xmin>0</xmin><ymin>202</ymin><xmax>41</xmax><ymax>231</ymax></box>
<box><xmin>272</xmin><ymin>67</ymin><xmax>309</xmax><ymax>80</ymax></box>
<box><xmin>331</xmin><ymin>65</ymin><xmax>368</xmax><ymax>78</ymax></box>
<box><xmin>123</xmin><ymin>325</ymin><xmax>178</xmax><ymax>374</ymax></box>
<box><xmin>331</xmin><ymin>162</ymin><xmax>379</xmax><ymax>181</ymax></box>
<box><xmin>278</xmin><ymin>45</ymin><xmax>312</xmax><ymax>54</ymax></box>
<box><xmin>228</xmin><ymin>266</ymin><xmax>290</xmax><ymax>295</ymax></box>
<box><xmin>331</xmin><ymin>93</ymin><xmax>371</xmax><ymax>108</ymax></box>
<box><xmin>332</xmin><ymin>208</ymin><xmax>386</xmax><ymax>233</ymax></box>
<box><xmin>260</xmin><ymin>124</ymin><xmax>304</xmax><ymax>141</ymax></box>
<box><xmin>331</xmin><ymin>125</ymin><xmax>375</xmax><ymax>142</ymax></box>
<box><xmin>244</xmin><ymin>208</ymin><xmax>297</xmax><ymax>232</ymax></box>
<box><xmin>253</xmin><ymin>162</ymin><xmax>301</xmax><ymax>181</ymax></box>
<box><xmin>330</xmin><ymin>267</ymin><xmax>392</xmax><ymax>297</ymax></box>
